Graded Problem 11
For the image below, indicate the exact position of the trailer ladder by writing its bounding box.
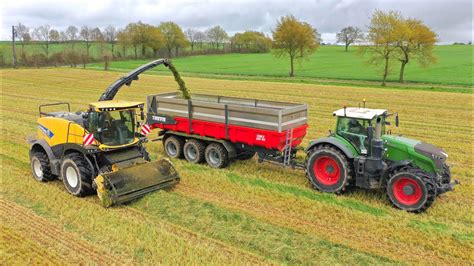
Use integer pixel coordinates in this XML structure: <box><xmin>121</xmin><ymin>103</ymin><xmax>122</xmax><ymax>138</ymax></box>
<box><xmin>283</xmin><ymin>128</ymin><xmax>293</xmax><ymax>166</ymax></box>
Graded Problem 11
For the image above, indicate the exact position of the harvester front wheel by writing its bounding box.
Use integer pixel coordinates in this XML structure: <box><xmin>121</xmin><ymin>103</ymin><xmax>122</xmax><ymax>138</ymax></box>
<box><xmin>306</xmin><ymin>145</ymin><xmax>352</xmax><ymax>193</ymax></box>
<box><xmin>184</xmin><ymin>139</ymin><xmax>206</xmax><ymax>163</ymax></box>
<box><xmin>163</xmin><ymin>135</ymin><xmax>184</xmax><ymax>159</ymax></box>
<box><xmin>30</xmin><ymin>152</ymin><xmax>55</xmax><ymax>182</ymax></box>
<box><xmin>386</xmin><ymin>167</ymin><xmax>436</xmax><ymax>213</ymax></box>
<box><xmin>205</xmin><ymin>143</ymin><xmax>229</xmax><ymax>168</ymax></box>
<box><xmin>60</xmin><ymin>153</ymin><xmax>94</xmax><ymax>197</ymax></box>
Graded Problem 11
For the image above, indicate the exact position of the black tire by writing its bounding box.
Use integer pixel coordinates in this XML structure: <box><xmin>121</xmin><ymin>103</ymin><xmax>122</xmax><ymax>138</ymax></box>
<box><xmin>30</xmin><ymin>151</ymin><xmax>55</xmax><ymax>182</ymax></box>
<box><xmin>306</xmin><ymin>145</ymin><xmax>352</xmax><ymax>193</ymax></box>
<box><xmin>60</xmin><ymin>153</ymin><xmax>94</xmax><ymax>197</ymax></box>
<box><xmin>163</xmin><ymin>135</ymin><xmax>184</xmax><ymax>159</ymax></box>
<box><xmin>386</xmin><ymin>167</ymin><xmax>436</xmax><ymax>213</ymax></box>
<box><xmin>236</xmin><ymin>151</ymin><xmax>256</xmax><ymax>160</ymax></box>
<box><xmin>184</xmin><ymin>139</ymin><xmax>206</xmax><ymax>163</ymax></box>
<box><xmin>441</xmin><ymin>164</ymin><xmax>451</xmax><ymax>184</ymax></box>
<box><xmin>205</xmin><ymin>143</ymin><xmax>229</xmax><ymax>168</ymax></box>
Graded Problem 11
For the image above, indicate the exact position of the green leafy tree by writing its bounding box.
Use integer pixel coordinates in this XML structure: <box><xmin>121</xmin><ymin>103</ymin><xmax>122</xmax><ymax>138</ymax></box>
<box><xmin>336</xmin><ymin>26</ymin><xmax>364</xmax><ymax>51</ymax></box>
<box><xmin>158</xmin><ymin>22</ymin><xmax>188</xmax><ymax>57</ymax></box>
<box><xmin>395</xmin><ymin>19</ymin><xmax>437</xmax><ymax>82</ymax></box>
<box><xmin>272</xmin><ymin>15</ymin><xmax>320</xmax><ymax>77</ymax></box>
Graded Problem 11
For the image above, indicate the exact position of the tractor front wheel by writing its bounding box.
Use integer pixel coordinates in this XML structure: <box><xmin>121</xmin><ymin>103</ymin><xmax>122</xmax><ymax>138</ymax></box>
<box><xmin>306</xmin><ymin>145</ymin><xmax>352</xmax><ymax>193</ymax></box>
<box><xmin>386</xmin><ymin>167</ymin><xmax>436</xmax><ymax>213</ymax></box>
<box><xmin>60</xmin><ymin>153</ymin><xmax>94</xmax><ymax>197</ymax></box>
<box><xmin>30</xmin><ymin>151</ymin><xmax>55</xmax><ymax>182</ymax></box>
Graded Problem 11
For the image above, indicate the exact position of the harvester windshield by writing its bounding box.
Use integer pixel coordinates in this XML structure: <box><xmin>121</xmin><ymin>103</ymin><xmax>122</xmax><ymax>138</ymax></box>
<box><xmin>88</xmin><ymin>110</ymin><xmax>136</xmax><ymax>146</ymax></box>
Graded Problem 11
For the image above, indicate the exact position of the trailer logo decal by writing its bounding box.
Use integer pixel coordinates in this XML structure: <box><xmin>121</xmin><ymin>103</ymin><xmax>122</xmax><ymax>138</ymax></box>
<box><xmin>152</xmin><ymin>115</ymin><xmax>167</xmax><ymax>122</ymax></box>
<box><xmin>38</xmin><ymin>124</ymin><xmax>54</xmax><ymax>139</ymax></box>
<box><xmin>256</xmin><ymin>134</ymin><xmax>266</xmax><ymax>142</ymax></box>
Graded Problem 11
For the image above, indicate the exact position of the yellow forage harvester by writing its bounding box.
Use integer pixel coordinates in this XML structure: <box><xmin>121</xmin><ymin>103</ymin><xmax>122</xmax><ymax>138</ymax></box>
<box><xmin>27</xmin><ymin>59</ymin><xmax>181</xmax><ymax>207</ymax></box>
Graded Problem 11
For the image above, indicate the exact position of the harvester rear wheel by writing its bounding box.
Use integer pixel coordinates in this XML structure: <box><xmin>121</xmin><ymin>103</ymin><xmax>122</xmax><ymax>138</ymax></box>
<box><xmin>386</xmin><ymin>167</ymin><xmax>436</xmax><ymax>213</ymax></box>
<box><xmin>60</xmin><ymin>153</ymin><xmax>94</xmax><ymax>197</ymax></box>
<box><xmin>163</xmin><ymin>135</ymin><xmax>184</xmax><ymax>159</ymax></box>
<box><xmin>184</xmin><ymin>139</ymin><xmax>206</xmax><ymax>163</ymax></box>
<box><xmin>30</xmin><ymin>151</ymin><xmax>55</xmax><ymax>182</ymax></box>
<box><xmin>205</xmin><ymin>143</ymin><xmax>229</xmax><ymax>168</ymax></box>
<box><xmin>306</xmin><ymin>145</ymin><xmax>352</xmax><ymax>193</ymax></box>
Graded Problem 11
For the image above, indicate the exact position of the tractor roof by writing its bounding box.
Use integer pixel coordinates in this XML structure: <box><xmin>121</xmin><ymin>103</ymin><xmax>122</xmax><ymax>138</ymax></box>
<box><xmin>89</xmin><ymin>100</ymin><xmax>144</xmax><ymax>111</ymax></box>
<box><xmin>333</xmin><ymin>107</ymin><xmax>387</xmax><ymax>120</ymax></box>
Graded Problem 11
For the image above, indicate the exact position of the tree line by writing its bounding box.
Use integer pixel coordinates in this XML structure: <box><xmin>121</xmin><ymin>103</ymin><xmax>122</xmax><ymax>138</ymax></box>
<box><xmin>7</xmin><ymin>9</ymin><xmax>438</xmax><ymax>86</ymax></box>
<box><xmin>8</xmin><ymin>21</ymin><xmax>272</xmax><ymax>68</ymax></box>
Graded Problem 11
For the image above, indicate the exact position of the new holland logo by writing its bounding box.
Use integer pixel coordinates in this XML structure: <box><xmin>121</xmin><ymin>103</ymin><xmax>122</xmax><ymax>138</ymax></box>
<box><xmin>39</xmin><ymin>124</ymin><xmax>54</xmax><ymax>139</ymax></box>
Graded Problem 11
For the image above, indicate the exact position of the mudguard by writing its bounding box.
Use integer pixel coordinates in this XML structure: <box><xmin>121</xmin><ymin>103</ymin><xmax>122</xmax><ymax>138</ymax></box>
<box><xmin>306</xmin><ymin>137</ymin><xmax>357</xmax><ymax>159</ymax></box>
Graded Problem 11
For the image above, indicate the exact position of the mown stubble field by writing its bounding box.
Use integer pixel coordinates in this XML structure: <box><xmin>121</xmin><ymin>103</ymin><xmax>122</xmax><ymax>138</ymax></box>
<box><xmin>1</xmin><ymin>68</ymin><xmax>473</xmax><ymax>264</ymax></box>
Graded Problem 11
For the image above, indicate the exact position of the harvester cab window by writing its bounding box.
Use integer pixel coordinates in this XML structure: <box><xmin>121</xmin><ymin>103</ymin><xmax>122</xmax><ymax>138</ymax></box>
<box><xmin>337</xmin><ymin>117</ymin><xmax>370</xmax><ymax>153</ymax></box>
<box><xmin>88</xmin><ymin>110</ymin><xmax>135</xmax><ymax>146</ymax></box>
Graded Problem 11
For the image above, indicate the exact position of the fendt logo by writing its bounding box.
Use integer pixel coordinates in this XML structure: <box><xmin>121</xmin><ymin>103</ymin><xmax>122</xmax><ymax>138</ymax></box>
<box><xmin>256</xmin><ymin>134</ymin><xmax>266</xmax><ymax>141</ymax></box>
<box><xmin>39</xmin><ymin>124</ymin><xmax>54</xmax><ymax>139</ymax></box>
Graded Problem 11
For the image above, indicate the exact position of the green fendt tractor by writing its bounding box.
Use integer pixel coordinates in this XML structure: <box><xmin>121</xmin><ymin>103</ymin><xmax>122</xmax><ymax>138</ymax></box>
<box><xmin>306</xmin><ymin>106</ymin><xmax>458</xmax><ymax>213</ymax></box>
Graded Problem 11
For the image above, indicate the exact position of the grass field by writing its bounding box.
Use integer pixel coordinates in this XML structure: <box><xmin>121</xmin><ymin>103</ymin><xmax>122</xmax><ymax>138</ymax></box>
<box><xmin>1</xmin><ymin>68</ymin><xmax>473</xmax><ymax>264</ymax></box>
<box><xmin>88</xmin><ymin>45</ymin><xmax>473</xmax><ymax>86</ymax></box>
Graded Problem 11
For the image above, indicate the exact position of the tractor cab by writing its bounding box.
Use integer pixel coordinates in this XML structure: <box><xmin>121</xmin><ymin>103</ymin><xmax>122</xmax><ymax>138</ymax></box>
<box><xmin>333</xmin><ymin>107</ymin><xmax>391</xmax><ymax>155</ymax></box>
<box><xmin>87</xmin><ymin>101</ymin><xmax>145</xmax><ymax>148</ymax></box>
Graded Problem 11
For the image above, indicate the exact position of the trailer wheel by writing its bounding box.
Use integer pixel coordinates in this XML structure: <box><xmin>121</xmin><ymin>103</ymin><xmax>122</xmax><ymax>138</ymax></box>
<box><xmin>387</xmin><ymin>167</ymin><xmax>436</xmax><ymax>213</ymax></box>
<box><xmin>306</xmin><ymin>145</ymin><xmax>352</xmax><ymax>193</ymax></box>
<box><xmin>184</xmin><ymin>139</ymin><xmax>206</xmax><ymax>163</ymax></box>
<box><xmin>30</xmin><ymin>151</ymin><xmax>55</xmax><ymax>182</ymax></box>
<box><xmin>163</xmin><ymin>135</ymin><xmax>184</xmax><ymax>159</ymax></box>
<box><xmin>205</xmin><ymin>143</ymin><xmax>229</xmax><ymax>168</ymax></box>
<box><xmin>60</xmin><ymin>153</ymin><xmax>94</xmax><ymax>197</ymax></box>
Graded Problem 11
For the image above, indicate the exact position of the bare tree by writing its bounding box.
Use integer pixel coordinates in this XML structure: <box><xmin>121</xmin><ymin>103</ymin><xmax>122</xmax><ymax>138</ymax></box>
<box><xmin>80</xmin><ymin>26</ymin><xmax>93</xmax><ymax>58</ymax></box>
<box><xmin>206</xmin><ymin>26</ymin><xmax>228</xmax><ymax>50</ymax></box>
<box><xmin>91</xmin><ymin>27</ymin><xmax>105</xmax><ymax>57</ymax></box>
<box><xmin>49</xmin><ymin>29</ymin><xmax>60</xmax><ymax>43</ymax></box>
<box><xmin>336</xmin><ymin>26</ymin><xmax>364</xmax><ymax>51</ymax></box>
<box><xmin>195</xmin><ymin>31</ymin><xmax>206</xmax><ymax>50</ymax></box>
<box><xmin>104</xmin><ymin>25</ymin><xmax>117</xmax><ymax>58</ymax></box>
<box><xmin>185</xmin><ymin>28</ymin><xmax>199</xmax><ymax>52</ymax></box>
<box><xmin>66</xmin><ymin>25</ymin><xmax>78</xmax><ymax>50</ymax></box>
<box><xmin>16</xmin><ymin>23</ymin><xmax>31</xmax><ymax>53</ymax></box>
<box><xmin>60</xmin><ymin>31</ymin><xmax>68</xmax><ymax>42</ymax></box>
<box><xmin>32</xmin><ymin>24</ymin><xmax>52</xmax><ymax>57</ymax></box>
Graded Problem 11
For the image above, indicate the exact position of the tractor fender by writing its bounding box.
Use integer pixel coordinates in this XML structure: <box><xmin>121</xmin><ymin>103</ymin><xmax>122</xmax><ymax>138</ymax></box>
<box><xmin>380</xmin><ymin>160</ymin><xmax>413</xmax><ymax>186</ymax></box>
<box><xmin>30</xmin><ymin>139</ymin><xmax>62</xmax><ymax>175</ymax></box>
<box><xmin>305</xmin><ymin>137</ymin><xmax>356</xmax><ymax>159</ymax></box>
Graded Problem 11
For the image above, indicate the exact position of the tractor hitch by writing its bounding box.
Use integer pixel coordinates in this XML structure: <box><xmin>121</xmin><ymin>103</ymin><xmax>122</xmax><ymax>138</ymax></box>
<box><xmin>437</xmin><ymin>179</ymin><xmax>460</xmax><ymax>195</ymax></box>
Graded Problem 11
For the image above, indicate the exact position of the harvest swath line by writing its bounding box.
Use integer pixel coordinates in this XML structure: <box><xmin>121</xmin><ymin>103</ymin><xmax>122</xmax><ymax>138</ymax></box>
<box><xmin>1</xmin><ymin>68</ymin><xmax>473</xmax><ymax>264</ymax></box>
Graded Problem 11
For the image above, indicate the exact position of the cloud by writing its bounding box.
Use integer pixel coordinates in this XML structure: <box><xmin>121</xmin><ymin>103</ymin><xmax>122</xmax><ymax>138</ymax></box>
<box><xmin>1</xmin><ymin>0</ymin><xmax>472</xmax><ymax>44</ymax></box>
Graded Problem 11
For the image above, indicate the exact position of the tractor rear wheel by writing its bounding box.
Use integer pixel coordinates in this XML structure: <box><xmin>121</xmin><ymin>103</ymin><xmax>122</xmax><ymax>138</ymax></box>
<box><xmin>184</xmin><ymin>139</ymin><xmax>206</xmax><ymax>163</ymax></box>
<box><xmin>205</xmin><ymin>143</ymin><xmax>229</xmax><ymax>168</ymax></box>
<box><xmin>386</xmin><ymin>167</ymin><xmax>436</xmax><ymax>213</ymax></box>
<box><xmin>60</xmin><ymin>153</ymin><xmax>94</xmax><ymax>197</ymax></box>
<box><xmin>30</xmin><ymin>151</ymin><xmax>55</xmax><ymax>182</ymax></box>
<box><xmin>163</xmin><ymin>135</ymin><xmax>184</xmax><ymax>159</ymax></box>
<box><xmin>306</xmin><ymin>145</ymin><xmax>352</xmax><ymax>193</ymax></box>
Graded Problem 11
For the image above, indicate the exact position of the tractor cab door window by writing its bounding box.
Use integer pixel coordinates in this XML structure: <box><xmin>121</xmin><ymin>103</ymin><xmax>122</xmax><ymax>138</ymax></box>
<box><xmin>88</xmin><ymin>110</ymin><xmax>135</xmax><ymax>146</ymax></box>
<box><xmin>337</xmin><ymin>117</ymin><xmax>370</xmax><ymax>154</ymax></box>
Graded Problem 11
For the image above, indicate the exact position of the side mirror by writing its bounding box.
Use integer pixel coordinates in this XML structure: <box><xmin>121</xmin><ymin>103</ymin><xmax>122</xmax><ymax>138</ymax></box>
<box><xmin>140</xmin><ymin>107</ymin><xmax>145</xmax><ymax>120</ymax></box>
<box><xmin>395</xmin><ymin>114</ymin><xmax>399</xmax><ymax>127</ymax></box>
<box><xmin>367</xmin><ymin>125</ymin><xmax>373</xmax><ymax>140</ymax></box>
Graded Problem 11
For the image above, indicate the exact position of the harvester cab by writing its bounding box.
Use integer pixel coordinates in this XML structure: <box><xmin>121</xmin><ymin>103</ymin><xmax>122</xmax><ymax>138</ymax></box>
<box><xmin>29</xmin><ymin>59</ymin><xmax>180</xmax><ymax>207</ymax></box>
<box><xmin>306</xmin><ymin>106</ymin><xmax>458</xmax><ymax>213</ymax></box>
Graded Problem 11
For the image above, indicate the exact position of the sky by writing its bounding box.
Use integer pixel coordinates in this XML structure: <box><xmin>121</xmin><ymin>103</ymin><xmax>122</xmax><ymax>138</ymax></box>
<box><xmin>1</xmin><ymin>0</ymin><xmax>472</xmax><ymax>44</ymax></box>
